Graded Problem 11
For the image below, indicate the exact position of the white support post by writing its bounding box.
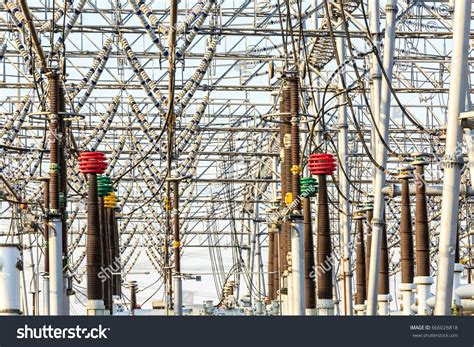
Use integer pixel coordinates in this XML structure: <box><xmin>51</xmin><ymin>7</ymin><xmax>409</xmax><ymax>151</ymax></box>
<box><xmin>369</xmin><ymin>0</ymin><xmax>381</xmax><ymax>180</ymax></box>
<box><xmin>434</xmin><ymin>0</ymin><xmax>471</xmax><ymax>316</ymax></box>
<box><xmin>366</xmin><ymin>0</ymin><xmax>398</xmax><ymax>315</ymax></box>
<box><xmin>453</xmin><ymin>263</ymin><xmax>464</xmax><ymax>308</ymax></box>
<box><xmin>400</xmin><ymin>283</ymin><xmax>415</xmax><ymax>315</ymax></box>
<box><xmin>291</xmin><ymin>219</ymin><xmax>305</xmax><ymax>315</ymax></box>
<box><xmin>174</xmin><ymin>275</ymin><xmax>183</xmax><ymax>316</ymax></box>
<box><xmin>43</xmin><ymin>275</ymin><xmax>50</xmax><ymax>315</ymax></box>
<box><xmin>49</xmin><ymin>218</ymin><xmax>64</xmax><ymax>315</ymax></box>
<box><xmin>377</xmin><ymin>294</ymin><xmax>390</xmax><ymax>316</ymax></box>
<box><xmin>414</xmin><ymin>276</ymin><xmax>433</xmax><ymax>315</ymax></box>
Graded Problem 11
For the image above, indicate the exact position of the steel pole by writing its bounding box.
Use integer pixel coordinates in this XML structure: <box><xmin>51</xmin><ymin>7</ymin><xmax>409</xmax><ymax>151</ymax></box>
<box><xmin>366</xmin><ymin>0</ymin><xmax>398</xmax><ymax>315</ymax></box>
<box><xmin>336</xmin><ymin>29</ymin><xmax>352</xmax><ymax>316</ymax></box>
<box><xmin>434</xmin><ymin>0</ymin><xmax>471</xmax><ymax>316</ymax></box>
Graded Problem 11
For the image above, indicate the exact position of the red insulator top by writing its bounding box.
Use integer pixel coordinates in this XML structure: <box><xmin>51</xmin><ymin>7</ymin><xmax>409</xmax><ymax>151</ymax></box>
<box><xmin>308</xmin><ymin>153</ymin><xmax>337</xmax><ymax>175</ymax></box>
<box><xmin>78</xmin><ymin>152</ymin><xmax>107</xmax><ymax>174</ymax></box>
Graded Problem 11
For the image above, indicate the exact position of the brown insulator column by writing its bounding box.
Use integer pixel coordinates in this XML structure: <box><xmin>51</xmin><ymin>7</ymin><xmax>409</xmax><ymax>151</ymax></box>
<box><xmin>308</xmin><ymin>153</ymin><xmax>336</xmax><ymax>314</ymax></box>
<box><xmin>413</xmin><ymin>157</ymin><xmax>430</xmax><ymax>277</ymax></box>
<box><xmin>87</xmin><ymin>174</ymin><xmax>102</xmax><ymax>301</ymax></box>
<box><xmin>48</xmin><ymin>72</ymin><xmax>60</xmax><ymax>214</ymax></box>
<box><xmin>288</xmin><ymin>73</ymin><xmax>306</xmax><ymax>315</ymax></box>
<box><xmin>412</xmin><ymin>156</ymin><xmax>433</xmax><ymax>314</ymax></box>
<box><xmin>303</xmin><ymin>197</ymin><xmax>315</xmax><ymax>311</ymax></box>
<box><xmin>289</xmin><ymin>76</ymin><xmax>301</xmax><ymax>212</ymax></box>
<box><xmin>78</xmin><ymin>152</ymin><xmax>107</xmax><ymax>315</ymax></box>
<box><xmin>316</xmin><ymin>175</ymin><xmax>332</xmax><ymax>300</ymax></box>
<box><xmin>378</xmin><ymin>220</ymin><xmax>390</xmax><ymax>315</ymax></box>
<box><xmin>398</xmin><ymin>165</ymin><xmax>415</xmax><ymax>315</ymax></box>
<box><xmin>378</xmin><ymin>224</ymin><xmax>389</xmax><ymax>295</ymax></box>
<box><xmin>354</xmin><ymin>214</ymin><xmax>367</xmax><ymax>308</ymax></box>
<box><xmin>398</xmin><ymin>168</ymin><xmax>415</xmax><ymax>284</ymax></box>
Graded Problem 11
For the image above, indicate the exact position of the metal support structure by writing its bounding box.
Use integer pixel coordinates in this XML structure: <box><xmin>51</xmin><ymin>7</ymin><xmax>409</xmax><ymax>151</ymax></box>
<box><xmin>48</xmin><ymin>217</ymin><xmax>63</xmax><ymax>315</ymax></box>
<box><xmin>434</xmin><ymin>0</ymin><xmax>471</xmax><ymax>316</ymax></box>
<box><xmin>173</xmin><ymin>180</ymin><xmax>183</xmax><ymax>316</ymax></box>
<box><xmin>366</xmin><ymin>0</ymin><xmax>398</xmax><ymax>316</ymax></box>
<box><xmin>336</xmin><ymin>30</ymin><xmax>352</xmax><ymax>316</ymax></box>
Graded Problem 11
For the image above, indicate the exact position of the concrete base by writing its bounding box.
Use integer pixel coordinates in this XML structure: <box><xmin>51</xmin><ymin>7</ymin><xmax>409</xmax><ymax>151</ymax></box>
<box><xmin>317</xmin><ymin>299</ymin><xmax>334</xmax><ymax>316</ymax></box>
<box><xmin>377</xmin><ymin>294</ymin><xmax>390</xmax><ymax>316</ymax></box>
<box><xmin>453</xmin><ymin>263</ymin><xmax>464</xmax><ymax>306</ymax></box>
<box><xmin>87</xmin><ymin>299</ymin><xmax>109</xmax><ymax>316</ymax></box>
<box><xmin>400</xmin><ymin>283</ymin><xmax>416</xmax><ymax>316</ymax></box>
<box><xmin>354</xmin><ymin>304</ymin><xmax>366</xmax><ymax>316</ymax></box>
<box><xmin>305</xmin><ymin>308</ymin><xmax>316</xmax><ymax>316</ymax></box>
<box><xmin>269</xmin><ymin>300</ymin><xmax>280</xmax><ymax>315</ymax></box>
<box><xmin>414</xmin><ymin>276</ymin><xmax>433</xmax><ymax>315</ymax></box>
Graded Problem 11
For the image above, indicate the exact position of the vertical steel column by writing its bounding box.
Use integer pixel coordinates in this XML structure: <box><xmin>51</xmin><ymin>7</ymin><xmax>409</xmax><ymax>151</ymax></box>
<box><xmin>366</xmin><ymin>0</ymin><xmax>398</xmax><ymax>315</ymax></box>
<box><xmin>435</xmin><ymin>0</ymin><xmax>471</xmax><ymax>316</ymax></box>
<box><xmin>336</xmin><ymin>30</ymin><xmax>352</xmax><ymax>316</ymax></box>
<box><xmin>173</xmin><ymin>180</ymin><xmax>183</xmax><ymax>315</ymax></box>
<box><xmin>369</xmin><ymin>0</ymin><xmax>381</xmax><ymax>182</ymax></box>
<box><xmin>164</xmin><ymin>0</ymin><xmax>179</xmax><ymax>313</ymax></box>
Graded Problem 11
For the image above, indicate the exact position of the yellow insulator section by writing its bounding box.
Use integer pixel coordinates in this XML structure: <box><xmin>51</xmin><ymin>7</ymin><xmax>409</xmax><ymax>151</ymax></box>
<box><xmin>285</xmin><ymin>192</ymin><xmax>293</xmax><ymax>205</ymax></box>
<box><xmin>173</xmin><ymin>241</ymin><xmax>181</xmax><ymax>248</ymax></box>
<box><xmin>290</xmin><ymin>165</ymin><xmax>301</xmax><ymax>175</ymax></box>
<box><xmin>104</xmin><ymin>192</ymin><xmax>117</xmax><ymax>208</ymax></box>
<box><xmin>164</xmin><ymin>196</ymin><xmax>171</xmax><ymax>211</ymax></box>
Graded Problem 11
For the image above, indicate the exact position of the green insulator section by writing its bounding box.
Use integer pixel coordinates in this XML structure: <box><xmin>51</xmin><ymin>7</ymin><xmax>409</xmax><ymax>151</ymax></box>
<box><xmin>300</xmin><ymin>177</ymin><xmax>318</xmax><ymax>198</ymax></box>
<box><xmin>97</xmin><ymin>175</ymin><xmax>114</xmax><ymax>197</ymax></box>
<box><xmin>50</xmin><ymin>163</ymin><xmax>59</xmax><ymax>173</ymax></box>
<box><xmin>59</xmin><ymin>192</ymin><xmax>65</xmax><ymax>208</ymax></box>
